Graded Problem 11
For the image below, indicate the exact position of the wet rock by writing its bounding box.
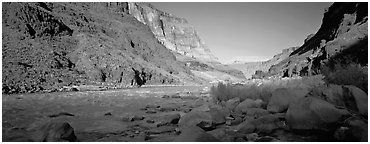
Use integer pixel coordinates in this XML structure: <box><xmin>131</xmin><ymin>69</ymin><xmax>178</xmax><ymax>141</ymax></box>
<box><xmin>31</xmin><ymin>122</ymin><xmax>77</xmax><ymax>142</ymax></box>
<box><xmin>267</xmin><ymin>88</ymin><xmax>309</xmax><ymax>113</ymax></box>
<box><xmin>170</xmin><ymin>93</ymin><xmax>181</xmax><ymax>98</ymax></box>
<box><xmin>237</xmin><ymin>113</ymin><xmax>286</xmax><ymax>134</ymax></box>
<box><xmin>155</xmin><ymin>113</ymin><xmax>181</xmax><ymax>127</ymax></box>
<box><xmin>122</xmin><ymin>115</ymin><xmax>145</xmax><ymax>122</ymax></box>
<box><xmin>234</xmin><ymin>98</ymin><xmax>263</xmax><ymax>113</ymax></box>
<box><xmin>146</xmin><ymin>120</ymin><xmax>155</xmax><ymax>123</ymax></box>
<box><xmin>178</xmin><ymin>110</ymin><xmax>215</xmax><ymax>131</ymax></box>
<box><xmin>48</xmin><ymin>112</ymin><xmax>75</xmax><ymax>118</ymax></box>
<box><xmin>104</xmin><ymin>112</ymin><xmax>112</xmax><ymax>116</ymax></box>
<box><xmin>145</xmin><ymin>105</ymin><xmax>160</xmax><ymax>109</ymax></box>
<box><xmin>146</xmin><ymin>126</ymin><xmax>176</xmax><ymax>135</ymax></box>
<box><xmin>159</xmin><ymin>107</ymin><xmax>177</xmax><ymax>112</ymax></box>
<box><xmin>162</xmin><ymin>95</ymin><xmax>170</xmax><ymax>99</ymax></box>
<box><xmin>173</xmin><ymin>126</ymin><xmax>220</xmax><ymax>142</ymax></box>
<box><xmin>145</xmin><ymin>109</ymin><xmax>157</xmax><ymax>114</ymax></box>
<box><xmin>286</xmin><ymin>96</ymin><xmax>349</xmax><ymax>131</ymax></box>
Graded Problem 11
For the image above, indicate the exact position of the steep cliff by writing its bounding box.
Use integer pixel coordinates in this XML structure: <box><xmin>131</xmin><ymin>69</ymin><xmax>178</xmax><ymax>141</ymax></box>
<box><xmin>2</xmin><ymin>2</ymin><xmax>206</xmax><ymax>94</ymax></box>
<box><xmin>127</xmin><ymin>2</ymin><xmax>218</xmax><ymax>62</ymax></box>
<box><xmin>268</xmin><ymin>2</ymin><xmax>368</xmax><ymax>77</ymax></box>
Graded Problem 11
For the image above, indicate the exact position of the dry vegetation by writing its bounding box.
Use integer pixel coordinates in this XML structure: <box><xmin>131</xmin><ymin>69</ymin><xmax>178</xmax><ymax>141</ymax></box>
<box><xmin>322</xmin><ymin>63</ymin><xmax>368</xmax><ymax>93</ymax></box>
<box><xmin>210</xmin><ymin>75</ymin><xmax>326</xmax><ymax>104</ymax></box>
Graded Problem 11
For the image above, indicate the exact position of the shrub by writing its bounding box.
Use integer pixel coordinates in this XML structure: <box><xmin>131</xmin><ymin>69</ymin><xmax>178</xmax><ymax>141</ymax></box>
<box><xmin>210</xmin><ymin>76</ymin><xmax>326</xmax><ymax>104</ymax></box>
<box><xmin>322</xmin><ymin>63</ymin><xmax>368</xmax><ymax>92</ymax></box>
<box><xmin>210</xmin><ymin>82</ymin><xmax>272</xmax><ymax>103</ymax></box>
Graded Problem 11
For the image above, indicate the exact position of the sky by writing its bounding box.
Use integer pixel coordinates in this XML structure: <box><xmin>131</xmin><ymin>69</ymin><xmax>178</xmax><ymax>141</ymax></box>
<box><xmin>150</xmin><ymin>2</ymin><xmax>333</xmax><ymax>64</ymax></box>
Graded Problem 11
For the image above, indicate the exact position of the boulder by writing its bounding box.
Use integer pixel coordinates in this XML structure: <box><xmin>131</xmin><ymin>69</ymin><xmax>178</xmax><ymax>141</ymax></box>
<box><xmin>209</xmin><ymin>107</ymin><xmax>229</xmax><ymax>125</ymax></box>
<box><xmin>237</xmin><ymin>113</ymin><xmax>286</xmax><ymax>134</ymax></box>
<box><xmin>335</xmin><ymin>116</ymin><xmax>368</xmax><ymax>142</ymax></box>
<box><xmin>234</xmin><ymin>98</ymin><xmax>263</xmax><ymax>113</ymax></box>
<box><xmin>31</xmin><ymin>122</ymin><xmax>77</xmax><ymax>142</ymax></box>
<box><xmin>207</xmin><ymin>128</ymin><xmax>234</xmax><ymax>142</ymax></box>
<box><xmin>267</xmin><ymin>88</ymin><xmax>309</xmax><ymax>113</ymax></box>
<box><xmin>146</xmin><ymin>126</ymin><xmax>176</xmax><ymax>135</ymax></box>
<box><xmin>224</xmin><ymin>97</ymin><xmax>241</xmax><ymax>111</ymax></box>
<box><xmin>192</xmin><ymin>104</ymin><xmax>210</xmax><ymax>112</ymax></box>
<box><xmin>256</xmin><ymin>136</ymin><xmax>280</xmax><ymax>142</ymax></box>
<box><xmin>155</xmin><ymin>113</ymin><xmax>181</xmax><ymax>127</ymax></box>
<box><xmin>309</xmin><ymin>84</ymin><xmax>368</xmax><ymax>116</ymax></box>
<box><xmin>178</xmin><ymin>110</ymin><xmax>215</xmax><ymax>131</ymax></box>
<box><xmin>122</xmin><ymin>115</ymin><xmax>145</xmax><ymax>122</ymax></box>
<box><xmin>342</xmin><ymin>85</ymin><xmax>368</xmax><ymax>116</ymax></box>
<box><xmin>245</xmin><ymin>133</ymin><xmax>259</xmax><ymax>142</ymax></box>
<box><xmin>285</xmin><ymin>96</ymin><xmax>349</xmax><ymax>131</ymax></box>
<box><xmin>244</xmin><ymin>108</ymin><xmax>270</xmax><ymax>118</ymax></box>
<box><xmin>173</xmin><ymin>126</ymin><xmax>220</xmax><ymax>142</ymax></box>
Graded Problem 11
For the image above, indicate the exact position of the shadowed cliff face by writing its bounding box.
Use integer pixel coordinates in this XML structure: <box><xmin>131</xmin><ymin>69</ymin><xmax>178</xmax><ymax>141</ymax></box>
<box><xmin>268</xmin><ymin>2</ymin><xmax>368</xmax><ymax>77</ymax></box>
<box><xmin>2</xmin><ymin>2</ymin><xmax>207</xmax><ymax>94</ymax></box>
<box><xmin>127</xmin><ymin>3</ymin><xmax>218</xmax><ymax>62</ymax></box>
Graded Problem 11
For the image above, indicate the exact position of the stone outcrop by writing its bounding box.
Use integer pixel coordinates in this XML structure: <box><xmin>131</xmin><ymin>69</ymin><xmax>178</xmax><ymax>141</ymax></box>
<box><xmin>2</xmin><ymin>2</ymin><xmax>205</xmax><ymax>94</ymax></box>
<box><xmin>268</xmin><ymin>2</ymin><xmax>368</xmax><ymax>77</ymax></box>
<box><xmin>127</xmin><ymin>3</ymin><xmax>218</xmax><ymax>62</ymax></box>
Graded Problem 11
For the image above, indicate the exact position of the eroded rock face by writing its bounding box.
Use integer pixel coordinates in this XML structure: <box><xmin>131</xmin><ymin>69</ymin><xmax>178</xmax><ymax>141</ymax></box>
<box><xmin>268</xmin><ymin>2</ymin><xmax>368</xmax><ymax>77</ymax></box>
<box><xmin>127</xmin><ymin>3</ymin><xmax>218</xmax><ymax>62</ymax></box>
<box><xmin>2</xmin><ymin>2</ymin><xmax>202</xmax><ymax>94</ymax></box>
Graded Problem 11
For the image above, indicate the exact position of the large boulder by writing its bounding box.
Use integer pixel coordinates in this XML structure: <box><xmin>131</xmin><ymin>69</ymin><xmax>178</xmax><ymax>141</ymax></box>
<box><xmin>207</xmin><ymin>128</ymin><xmax>236</xmax><ymax>142</ymax></box>
<box><xmin>155</xmin><ymin>113</ymin><xmax>181</xmax><ymax>127</ymax></box>
<box><xmin>223</xmin><ymin>97</ymin><xmax>241</xmax><ymax>111</ymax></box>
<box><xmin>178</xmin><ymin>110</ymin><xmax>215</xmax><ymax>131</ymax></box>
<box><xmin>209</xmin><ymin>107</ymin><xmax>229</xmax><ymax>125</ymax></box>
<box><xmin>236</xmin><ymin>113</ymin><xmax>286</xmax><ymax>134</ymax></box>
<box><xmin>333</xmin><ymin>116</ymin><xmax>368</xmax><ymax>142</ymax></box>
<box><xmin>243</xmin><ymin>108</ymin><xmax>270</xmax><ymax>119</ymax></box>
<box><xmin>31</xmin><ymin>122</ymin><xmax>77</xmax><ymax>142</ymax></box>
<box><xmin>267</xmin><ymin>88</ymin><xmax>309</xmax><ymax>113</ymax></box>
<box><xmin>345</xmin><ymin>116</ymin><xmax>368</xmax><ymax>142</ymax></box>
<box><xmin>309</xmin><ymin>84</ymin><xmax>368</xmax><ymax>116</ymax></box>
<box><xmin>286</xmin><ymin>96</ymin><xmax>350</xmax><ymax>131</ymax></box>
<box><xmin>342</xmin><ymin>85</ymin><xmax>367</xmax><ymax>116</ymax></box>
<box><xmin>173</xmin><ymin>126</ymin><xmax>220</xmax><ymax>142</ymax></box>
<box><xmin>234</xmin><ymin>98</ymin><xmax>263</xmax><ymax>113</ymax></box>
